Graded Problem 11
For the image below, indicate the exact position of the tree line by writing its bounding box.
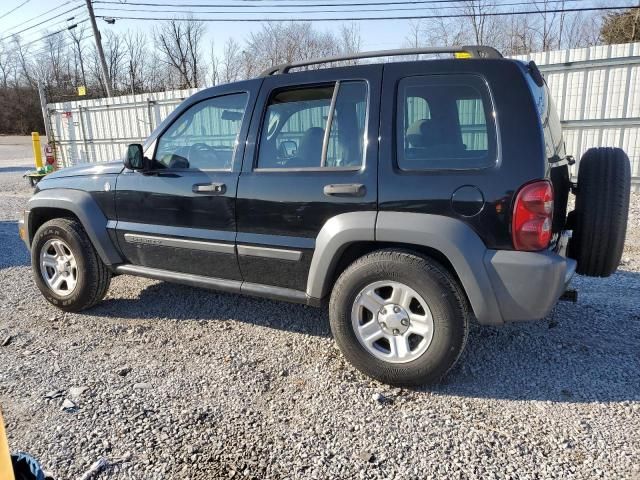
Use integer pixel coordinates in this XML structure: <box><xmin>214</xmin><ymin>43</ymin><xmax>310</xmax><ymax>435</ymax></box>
<box><xmin>0</xmin><ymin>4</ymin><xmax>638</xmax><ymax>135</ymax></box>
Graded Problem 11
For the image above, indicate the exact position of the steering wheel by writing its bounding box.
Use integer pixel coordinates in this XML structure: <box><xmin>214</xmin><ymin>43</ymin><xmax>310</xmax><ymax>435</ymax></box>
<box><xmin>187</xmin><ymin>142</ymin><xmax>221</xmax><ymax>168</ymax></box>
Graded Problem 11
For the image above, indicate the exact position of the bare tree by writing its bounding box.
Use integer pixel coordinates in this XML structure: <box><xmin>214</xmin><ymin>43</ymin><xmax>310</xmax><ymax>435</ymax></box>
<box><xmin>404</xmin><ymin>20</ymin><xmax>424</xmax><ymax>58</ymax></box>
<box><xmin>87</xmin><ymin>30</ymin><xmax>124</xmax><ymax>95</ymax></box>
<box><xmin>69</xmin><ymin>24</ymin><xmax>88</xmax><ymax>88</ymax></box>
<box><xmin>12</xmin><ymin>36</ymin><xmax>36</xmax><ymax>87</ymax></box>
<box><xmin>462</xmin><ymin>0</ymin><xmax>498</xmax><ymax>45</ymax></box>
<box><xmin>146</xmin><ymin>50</ymin><xmax>168</xmax><ymax>92</ymax></box>
<box><xmin>124</xmin><ymin>30</ymin><xmax>148</xmax><ymax>94</ymax></box>
<box><xmin>339</xmin><ymin>22</ymin><xmax>361</xmax><ymax>62</ymax></box>
<box><xmin>531</xmin><ymin>0</ymin><xmax>562</xmax><ymax>51</ymax></box>
<box><xmin>558</xmin><ymin>12</ymin><xmax>601</xmax><ymax>49</ymax></box>
<box><xmin>501</xmin><ymin>13</ymin><xmax>537</xmax><ymax>55</ymax></box>
<box><xmin>155</xmin><ymin>18</ymin><xmax>205</xmax><ymax>88</ymax></box>
<box><xmin>208</xmin><ymin>40</ymin><xmax>219</xmax><ymax>86</ymax></box>
<box><xmin>0</xmin><ymin>41</ymin><xmax>16</xmax><ymax>88</ymax></box>
<box><xmin>34</xmin><ymin>33</ymin><xmax>71</xmax><ymax>92</ymax></box>
<box><xmin>105</xmin><ymin>31</ymin><xmax>124</xmax><ymax>92</ymax></box>
<box><xmin>242</xmin><ymin>22</ymin><xmax>350</xmax><ymax>76</ymax></box>
<box><xmin>219</xmin><ymin>37</ymin><xmax>242</xmax><ymax>84</ymax></box>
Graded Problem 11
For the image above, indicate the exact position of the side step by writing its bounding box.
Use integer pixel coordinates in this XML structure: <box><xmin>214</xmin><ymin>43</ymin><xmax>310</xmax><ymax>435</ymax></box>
<box><xmin>114</xmin><ymin>264</ymin><xmax>321</xmax><ymax>307</ymax></box>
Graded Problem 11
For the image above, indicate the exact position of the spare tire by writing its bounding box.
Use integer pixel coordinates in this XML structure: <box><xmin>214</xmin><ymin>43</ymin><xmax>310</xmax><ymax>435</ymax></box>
<box><xmin>568</xmin><ymin>147</ymin><xmax>631</xmax><ymax>277</ymax></box>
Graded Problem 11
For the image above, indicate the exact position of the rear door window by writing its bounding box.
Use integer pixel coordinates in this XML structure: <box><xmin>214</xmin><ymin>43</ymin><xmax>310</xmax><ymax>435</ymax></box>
<box><xmin>397</xmin><ymin>75</ymin><xmax>497</xmax><ymax>170</ymax></box>
<box><xmin>256</xmin><ymin>81</ymin><xmax>368</xmax><ymax>169</ymax></box>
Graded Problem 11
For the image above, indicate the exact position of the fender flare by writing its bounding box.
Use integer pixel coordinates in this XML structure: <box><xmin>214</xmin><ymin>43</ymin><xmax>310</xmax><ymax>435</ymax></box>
<box><xmin>376</xmin><ymin>212</ymin><xmax>502</xmax><ymax>325</ymax></box>
<box><xmin>306</xmin><ymin>211</ymin><xmax>376</xmax><ymax>300</ymax></box>
<box><xmin>306</xmin><ymin>211</ymin><xmax>503</xmax><ymax>325</ymax></box>
<box><xmin>26</xmin><ymin>189</ymin><xmax>123</xmax><ymax>265</ymax></box>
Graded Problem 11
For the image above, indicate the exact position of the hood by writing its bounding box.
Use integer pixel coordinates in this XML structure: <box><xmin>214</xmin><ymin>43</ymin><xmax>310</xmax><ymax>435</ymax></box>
<box><xmin>45</xmin><ymin>160</ymin><xmax>124</xmax><ymax>180</ymax></box>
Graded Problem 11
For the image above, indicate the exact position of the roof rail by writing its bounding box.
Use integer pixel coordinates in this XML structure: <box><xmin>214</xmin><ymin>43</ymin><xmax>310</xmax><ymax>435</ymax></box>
<box><xmin>260</xmin><ymin>45</ymin><xmax>503</xmax><ymax>76</ymax></box>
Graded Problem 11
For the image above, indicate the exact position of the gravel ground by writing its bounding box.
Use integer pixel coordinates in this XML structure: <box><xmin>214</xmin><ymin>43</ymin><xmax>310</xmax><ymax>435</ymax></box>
<box><xmin>1</xmin><ymin>139</ymin><xmax>639</xmax><ymax>479</ymax></box>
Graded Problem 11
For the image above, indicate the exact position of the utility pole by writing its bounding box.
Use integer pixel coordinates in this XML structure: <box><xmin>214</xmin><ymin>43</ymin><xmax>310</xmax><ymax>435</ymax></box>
<box><xmin>84</xmin><ymin>0</ymin><xmax>112</xmax><ymax>97</ymax></box>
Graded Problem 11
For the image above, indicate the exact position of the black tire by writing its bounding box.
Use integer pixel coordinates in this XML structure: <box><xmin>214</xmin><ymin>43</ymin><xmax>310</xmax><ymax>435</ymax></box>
<box><xmin>568</xmin><ymin>147</ymin><xmax>631</xmax><ymax>277</ymax></box>
<box><xmin>329</xmin><ymin>249</ymin><xmax>469</xmax><ymax>386</ymax></box>
<box><xmin>31</xmin><ymin>218</ymin><xmax>111</xmax><ymax>311</ymax></box>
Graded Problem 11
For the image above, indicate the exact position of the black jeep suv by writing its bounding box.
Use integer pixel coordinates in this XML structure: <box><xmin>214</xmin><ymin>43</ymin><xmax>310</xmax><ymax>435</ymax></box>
<box><xmin>19</xmin><ymin>46</ymin><xmax>631</xmax><ymax>385</ymax></box>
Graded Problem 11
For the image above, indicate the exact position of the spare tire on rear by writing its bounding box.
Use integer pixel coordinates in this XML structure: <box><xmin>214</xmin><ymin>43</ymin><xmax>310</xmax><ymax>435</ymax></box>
<box><xmin>568</xmin><ymin>147</ymin><xmax>631</xmax><ymax>277</ymax></box>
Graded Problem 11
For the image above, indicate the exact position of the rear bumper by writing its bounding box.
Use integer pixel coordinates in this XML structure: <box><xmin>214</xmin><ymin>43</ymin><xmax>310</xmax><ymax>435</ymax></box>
<box><xmin>483</xmin><ymin>249</ymin><xmax>576</xmax><ymax>323</ymax></box>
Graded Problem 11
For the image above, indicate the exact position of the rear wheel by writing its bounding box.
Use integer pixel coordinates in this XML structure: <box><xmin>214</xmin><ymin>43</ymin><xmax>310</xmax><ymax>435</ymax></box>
<box><xmin>31</xmin><ymin>218</ymin><xmax>111</xmax><ymax>311</ymax></box>
<box><xmin>568</xmin><ymin>147</ymin><xmax>631</xmax><ymax>277</ymax></box>
<box><xmin>329</xmin><ymin>249</ymin><xmax>469</xmax><ymax>386</ymax></box>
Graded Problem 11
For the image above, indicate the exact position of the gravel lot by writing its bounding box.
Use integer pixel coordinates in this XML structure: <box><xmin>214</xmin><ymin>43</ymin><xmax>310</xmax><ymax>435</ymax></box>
<box><xmin>1</xmin><ymin>136</ymin><xmax>639</xmax><ymax>479</ymax></box>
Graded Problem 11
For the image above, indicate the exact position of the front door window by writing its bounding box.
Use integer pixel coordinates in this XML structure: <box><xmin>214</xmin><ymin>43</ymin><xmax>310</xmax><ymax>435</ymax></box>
<box><xmin>154</xmin><ymin>92</ymin><xmax>248</xmax><ymax>170</ymax></box>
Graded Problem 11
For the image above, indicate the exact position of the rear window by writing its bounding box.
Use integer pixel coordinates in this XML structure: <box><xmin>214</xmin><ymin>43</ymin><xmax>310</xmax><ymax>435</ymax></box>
<box><xmin>396</xmin><ymin>74</ymin><xmax>497</xmax><ymax>170</ymax></box>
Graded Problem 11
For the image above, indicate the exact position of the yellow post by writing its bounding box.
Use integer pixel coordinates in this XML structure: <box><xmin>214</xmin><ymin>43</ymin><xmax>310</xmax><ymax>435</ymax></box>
<box><xmin>0</xmin><ymin>409</ymin><xmax>16</xmax><ymax>480</ymax></box>
<box><xmin>31</xmin><ymin>132</ymin><xmax>43</xmax><ymax>169</ymax></box>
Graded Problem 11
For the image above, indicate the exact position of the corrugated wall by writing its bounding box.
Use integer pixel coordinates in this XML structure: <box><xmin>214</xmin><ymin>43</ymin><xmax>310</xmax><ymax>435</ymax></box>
<box><xmin>49</xmin><ymin>42</ymin><xmax>640</xmax><ymax>187</ymax></box>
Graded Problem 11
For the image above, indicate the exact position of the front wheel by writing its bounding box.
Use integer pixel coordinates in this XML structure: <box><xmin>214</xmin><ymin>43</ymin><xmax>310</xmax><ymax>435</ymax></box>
<box><xmin>329</xmin><ymin>249</ymin><xmax>469</xmax><ymax>386</ymax></box>
<box><xmin>31</xmin><ymin>218</ymin><xmax>111</xmax><ymax>312</ymax></box>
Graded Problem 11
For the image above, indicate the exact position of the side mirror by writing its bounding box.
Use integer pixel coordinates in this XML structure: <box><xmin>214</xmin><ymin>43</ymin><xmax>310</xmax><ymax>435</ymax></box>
<box><xmin>124</xmin><ymin>144</ymin><xmax>145</xmax><ymax>170</ymax></box>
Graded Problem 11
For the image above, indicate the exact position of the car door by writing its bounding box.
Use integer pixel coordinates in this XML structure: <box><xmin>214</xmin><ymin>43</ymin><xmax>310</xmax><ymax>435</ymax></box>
<box><xmin>236</xmin><ymin>65</ymin><xmax>382</xmax><ymax>292</ymax></box>
<box><xmin>113</xmin><ymin>81</ymin><xmax>260</xmax><ymax>280</ymax></box>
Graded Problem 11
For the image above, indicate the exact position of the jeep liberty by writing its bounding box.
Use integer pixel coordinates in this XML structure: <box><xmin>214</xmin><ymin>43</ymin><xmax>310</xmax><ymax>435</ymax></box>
<box><xmin>19</xmin><ymin>46</ymin><xmax>631</xmax><ymax>385</ymax></box>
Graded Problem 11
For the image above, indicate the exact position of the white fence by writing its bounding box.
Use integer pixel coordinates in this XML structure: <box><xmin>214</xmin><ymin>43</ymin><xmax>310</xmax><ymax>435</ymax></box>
<box><xmin>48</xmin><ymin>87</ymin><xmax>199</xmax><ymax>167</ymax></box>
<box><xmin>48</xmin><ymin>42</ymin><xmax>640</xmax><ymax>185</ymax></box>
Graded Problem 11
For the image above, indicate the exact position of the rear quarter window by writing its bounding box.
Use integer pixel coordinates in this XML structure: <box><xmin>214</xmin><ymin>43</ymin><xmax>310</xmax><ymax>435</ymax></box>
<box><xmin>396</xmin><ymin>74</ymin><xmax>497</xmax><ymax>170</ymax></box>
<box><xmin>525</xmin><ymin>72</ymin><xmax>565</xmax><ymax>159</ymax></box>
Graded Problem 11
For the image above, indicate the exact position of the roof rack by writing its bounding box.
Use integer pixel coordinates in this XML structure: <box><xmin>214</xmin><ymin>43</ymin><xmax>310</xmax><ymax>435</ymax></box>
<box><xmin>260</xmin><ymin>45</ymin><xmax>503</xmax><ymax>76</ymax></box>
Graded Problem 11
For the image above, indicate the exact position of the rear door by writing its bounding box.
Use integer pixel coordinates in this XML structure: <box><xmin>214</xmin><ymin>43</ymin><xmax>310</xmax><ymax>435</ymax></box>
<box><xmin>113</xmin><ymin>81</ymin><xmax>260</xmax><ymax>279</ymax></box>
<box><xmin>235</xmin><ymin>65</ymin><xmax>382</xmax><ymax>292</ymax></box>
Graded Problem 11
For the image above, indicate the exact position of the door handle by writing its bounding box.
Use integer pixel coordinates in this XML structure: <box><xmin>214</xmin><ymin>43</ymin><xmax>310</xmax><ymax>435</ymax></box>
<box><xmin>193</xmin><ymin>182</ymin><xmax>226</xmax><ymax>194</ymax></box>
<box><xmin>323</xmin><ymin>183</ymin><xmax>366</xmax><ymax>197</ymax></box>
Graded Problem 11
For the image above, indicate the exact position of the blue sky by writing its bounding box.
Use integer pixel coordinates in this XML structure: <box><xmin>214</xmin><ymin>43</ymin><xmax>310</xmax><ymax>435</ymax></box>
<box><xmin>1</xmin><ymin>0</ymin><xmax>622</xmax><ymax>63</ymax></box>
<box><xmin>1</xmin><ymin>0</ymin><xmax>419</xmax><ymax>57</ymax></box>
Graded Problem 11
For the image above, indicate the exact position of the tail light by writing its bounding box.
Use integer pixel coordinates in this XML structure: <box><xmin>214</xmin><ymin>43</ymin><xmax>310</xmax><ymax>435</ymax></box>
<box><xmin>512</xmin><ymin>180</ymin><xmax>553</xmax><ymax>251</ymax></box>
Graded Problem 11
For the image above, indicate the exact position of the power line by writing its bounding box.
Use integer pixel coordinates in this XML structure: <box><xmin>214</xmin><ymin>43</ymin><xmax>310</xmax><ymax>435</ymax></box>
<box><xmin>1</xmin><ymin>0</ymin><xmax>83</xmax><ymax>37</ymax></box>
<box><xmin>0</xmin><ymin>0</ymin><xmax>32</xmax><ymax>21</ymax></box>
<box><xmin>0</xmin><ymin>5</ymin><xmax>84</xmax><ymax>42</ymax></box>
<box><xmin>9</xmin><ymin>15</ymin><xmax>86</xmax><ymax>46</ymax></box>
<box><xmin>94</xmin><ymin>4</ymin><xmax>640</xmax><ymax>22</ymax></box>
<box><xmin>93</xmin><ymin>0</ymin><xmax>552</xmax><ymax>7</ymax></box>
<box><xmin>16</xmin><ymin>19</ymin><xmax>89</xmax><ymax>50</ymax></box>
<box><xmin>94</xmin><ymin>0</ymin><xmax>592</xmax><ymax>15</ymax></box>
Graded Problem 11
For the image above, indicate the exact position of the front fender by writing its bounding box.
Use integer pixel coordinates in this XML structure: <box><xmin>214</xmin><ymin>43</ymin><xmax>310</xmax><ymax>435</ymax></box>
<box><xmin>26</xmin><ymin>189</ymin><xmax>122</xmax><ymax>265</ymax></box>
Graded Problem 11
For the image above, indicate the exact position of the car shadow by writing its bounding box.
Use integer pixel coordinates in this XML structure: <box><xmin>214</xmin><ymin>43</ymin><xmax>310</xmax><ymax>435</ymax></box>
<box><xmin>94</xmin><ymin>280</ymin><xmax>332</xmax><ymax>338</ymax></box>
<box><xmin>91</xmin><ymin>270</ymin><xmax>640</xmax><ymax>404</ymax></box>
<box><xmin>0</xmin><ymin>221</ymin><xmax>30</xmax><ymax>268</ymax></box>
